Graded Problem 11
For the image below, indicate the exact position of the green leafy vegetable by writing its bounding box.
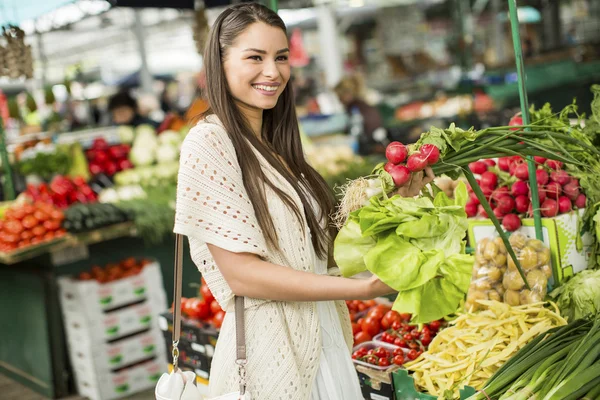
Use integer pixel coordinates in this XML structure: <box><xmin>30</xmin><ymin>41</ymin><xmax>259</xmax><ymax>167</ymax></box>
<box><xmin>334</xmin><ymin>182</ymin><xmax>473</xmax><ymax>323</ymax></box>
<box><xmin>549</xmin><ymin>269</ymin><xmax>600</xmax><ymax>322</ymax></box>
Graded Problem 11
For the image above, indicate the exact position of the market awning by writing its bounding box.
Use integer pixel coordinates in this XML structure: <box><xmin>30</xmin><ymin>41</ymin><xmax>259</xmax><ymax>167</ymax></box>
<box><xmin>0</xmin><ymin>0</ymin><xmax>75</xmax><ymax>25</ymax></box>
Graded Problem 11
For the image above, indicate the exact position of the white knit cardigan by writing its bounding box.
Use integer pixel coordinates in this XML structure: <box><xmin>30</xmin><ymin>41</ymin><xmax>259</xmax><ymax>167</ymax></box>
<box><xmin>174</xmin><ymin>115</ymin><xmax>353</xmax><ymax>400</ymax></box>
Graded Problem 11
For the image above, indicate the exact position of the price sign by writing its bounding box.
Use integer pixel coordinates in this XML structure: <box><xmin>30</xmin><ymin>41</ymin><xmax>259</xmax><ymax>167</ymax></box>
<box><xmin>51</xmin><ymin>244</ymin><xmax>89</xmax><ymax>266</ymax></box>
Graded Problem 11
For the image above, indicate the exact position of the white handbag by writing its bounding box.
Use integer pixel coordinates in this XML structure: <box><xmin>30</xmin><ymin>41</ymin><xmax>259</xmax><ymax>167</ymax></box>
<box><xmin>156</xmin><ymin>234</ymin><xmax>251</xmax><ymax>400</ymax></box>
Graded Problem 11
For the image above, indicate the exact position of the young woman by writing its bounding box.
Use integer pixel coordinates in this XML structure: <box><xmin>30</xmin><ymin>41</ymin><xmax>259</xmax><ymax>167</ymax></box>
<box><xmin>174</xmin><ymin>4</ymin><xmax>433</xmax><ymax>399</ymax></box>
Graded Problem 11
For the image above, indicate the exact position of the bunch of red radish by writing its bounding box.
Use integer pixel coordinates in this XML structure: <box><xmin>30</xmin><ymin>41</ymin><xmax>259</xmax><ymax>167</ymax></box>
<box><xmin>465</xmin><ymin>156</ymin><xmax>586</xmax><ymax>231</ymax></box>
<box><xmin>384</xmin><ymin>142</ymin><xmax>440</xmax><ymax>187</ymax></box>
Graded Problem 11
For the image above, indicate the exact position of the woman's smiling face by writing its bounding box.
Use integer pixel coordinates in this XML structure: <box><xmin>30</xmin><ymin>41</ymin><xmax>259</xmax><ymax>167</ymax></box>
<box><xmin>223</xmin><ymin>22</ymin><xmax>290</xmax><ymax>114</ymax></box>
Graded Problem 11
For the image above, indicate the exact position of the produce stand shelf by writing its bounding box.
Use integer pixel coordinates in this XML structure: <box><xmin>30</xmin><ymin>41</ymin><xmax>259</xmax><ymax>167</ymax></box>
<box><xmin>0</xmin><ymin>222</ymin><xmax>137</xmax><ymax>265</ymax></box>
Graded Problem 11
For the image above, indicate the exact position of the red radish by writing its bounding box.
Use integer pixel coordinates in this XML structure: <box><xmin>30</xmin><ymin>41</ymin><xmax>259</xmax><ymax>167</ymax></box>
<box><xmin>481</xmin><ymin>185</ymin><xmax>494</xmax><ymax>199</ymax></box>
<box><xmin>469</xmin><ymin>161</ymin><xmax>488</xmax><ymax>175</ymax></box>
<box><xmin>570</xmin><ymin>178</ymin><xmax>579</xmax><ymax>187</ymax></box>
<box><xmin>575</xmin><ymin>194</ymin><xmax>587</xmax><ymax>209</ymax></box>
<box><xmin>515</xmin><ymin>163</ymin><xmax>530</xmax><ymax>181</ymax></box>
<box><xmin>541</xmin><ymin>199</ymin><xmax>559</xmax><ymax>218</ymax></box>
<box><xmin>546</xmin><ymin>160</ymin><xmax>563</xmax><ymax>170</ymax></box>
<box><xmin>502</xmin><ymin>214</ymin><xmax>522</xmax><ymax>231</ymax></box>
<box><xmin>509</xmin><ymin>114</ymin><xmax>523</xmax><ymax>130</ymax></box>
<box><xmin>494</xmin><ymin>207</ymin><xmax>506</xmax><ymax>219</ymax></box>
<box><xmin>512</xmin><ymin>155</ymin><xmax>524</xmax><ymax>163</ymax></box>
<box><xmin>420</xmin><ymin>144</ymin><xmax>440</xmax><ymax>165</ymax></box>
<box><xmin>492</xmin><ymin>186</ymin><xmax>510</xmax><ymax>202</ymax></box>
<box><xmin>536</xmin><ymin>185</ymin><xmax>547</xmax><ymax>204</ymax></box>
<box><xmin>546</xmin><ymin>181</ymin><xmax>562</xmax><ymax>199</ymax></box>
<box><xmin>406</xmin><ymin>153</ymin><xmax>428</xmax><ymax>172</ymax></box>
<box><xmin>386</xmin><ymin>142</ymin><xmax>408</xmax><ymax>164</ymax></box>
<box><xmin>511</xmin><ymin>181</ymin><xmax>529</xmax><ymax>197</ymax></box>
<box><xmin>562</xmin><ymin>182</ymin><xmax>580</xmax><ymax>201</ymax></box>
<box><xmin>384</xmin><ymin>162</ymin><xmax>395</xmax><ymax>173</ymax></box>
<box><xmin>498</xmin><ymin>157</ymin><xmax>512</xmax><ymax>172</ymax></box>
<box><xmin>469</xmin><ymin>191</ymin><xmax>480</xmax><ymax>205</ymax></box>
<box><xmin>389</xmin><ymin>165</ymin><xmax>411</xmax><ymax>186</ymax></box>
<box><xmin>481</xmin><ymin>171</ymin><xmax>499</xmax><ymax>189</ymax></box>
<box><xmin>558</xmin><ymin>196</ymin><xmax>572</xmax><ymax>213</ymax></box>
<box><xmin>483</xmin><ymin>159</ymin><xmax>496</xmax><ymax>167</ymax></box>
<box><xmin>515</xmin><ymin>195</ymin><xmax>530</xmax><ymax>213</ymax></box>
<box><xmin>478</xmin><ymin>205</ymin><xmax>489</xmax><ymax>218</ymax></box>
<box><xmin>465</xmin><ymin>202</ymin><xmax>478</xmax><ymax>218</ymax></box>
<box><xmin>536</xmin><ymin>169</ymin><xmax>549</xmax><ymax>186</ymax></box>
<box><xmin>496</xmin><ymin>195</ymin><xmax>515</xmax><ymax>214</ymax></box>
<box><xmin>550</xmin><ymin>170</ymin><xmax>570</xmax><ymax>186</ymax></box>
<box><xmin>534</xmin><ymin>156</ymin><xmax>547</xmax><ymax>165</ymax></box>
<box><xmin>509</xmin><ymin>161</ymin><xmax>522</xmax><ymax>176</ymax></box>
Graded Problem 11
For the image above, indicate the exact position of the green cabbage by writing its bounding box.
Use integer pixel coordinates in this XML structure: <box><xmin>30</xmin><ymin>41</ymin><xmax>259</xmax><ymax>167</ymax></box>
<box><xmin>333</xmin><ymin>182</ymin><xmax>473</xmax><ymax>323</ymax></box>
<box><xmin>549</xmin><ymin>269</ymin><xmax>600</xmax><ymax>322</ymax></box>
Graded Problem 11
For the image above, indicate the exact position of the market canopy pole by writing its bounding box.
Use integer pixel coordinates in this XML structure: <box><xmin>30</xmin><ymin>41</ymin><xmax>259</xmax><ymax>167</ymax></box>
<box><xmin>507</xmin><ymin>0</ymin><xmax>543</xmax><ymax>241</ymax></box>
<box><xmin>133</xmin><ymin>9</ymin><xmax>153</xmax><ymax>94</ymax></box>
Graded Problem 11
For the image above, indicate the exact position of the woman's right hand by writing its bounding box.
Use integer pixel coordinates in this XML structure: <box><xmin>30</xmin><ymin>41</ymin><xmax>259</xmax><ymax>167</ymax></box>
<box><xmin>366</xmin><ymin>274</ymin><xmax>396</xmax><ymax>299</ymax></box>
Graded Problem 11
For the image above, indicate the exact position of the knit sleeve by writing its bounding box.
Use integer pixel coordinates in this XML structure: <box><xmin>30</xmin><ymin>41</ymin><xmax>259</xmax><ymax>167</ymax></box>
<box><xmin>174</xmin><ymin>121</ymin><xmax>269</xmax><ymax>258</ymax></box>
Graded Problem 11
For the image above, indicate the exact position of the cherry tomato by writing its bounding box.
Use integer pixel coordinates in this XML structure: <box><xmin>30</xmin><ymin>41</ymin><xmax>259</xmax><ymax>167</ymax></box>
<box><xmin>364</xmin><ymin>300</ymin><xmax>377</xmax><ymax>308</ymax></box>
<box><xmin>393</xmin><ymin>348</ymin><xmax>405</xmax><ymax>356</ymax></box>
<box><xmin>421</xmin><ymin>333</ymin><xmax>432</xmax><ymax>346</ymax></box>
<box><xmin>353</xmin><ymin>331</ymin><xmax>371</xmax><ymax>346</ymax></box>
<box><xmin>411</xmin><ymin>329</ymin><xmax>421</xmax><ymax>337</ymax></box>
<box><xmin>381</xmin><ymin>310</ymin><xmax>402</xmax><ymax>330</ymax></box>
<box><xmin>409</xmin><ymin>342</ymin><xmax>419</xmax><ymax>350</ymax></box>
<box><xmin>400</xmin><ymin>313</ymin><xmax>412</xmax><ymax>322</ymax></box>
<box><xmin>356</xmin><ymin>347</ymin><xmax>368</xmax><ymax>357</ymax></box>
<box><xmin>391</xmin><ymin>320</ymin><xmax>402</xmax><ymax>331</ymax></box>
<box><xmin>429</xmin><ymin>320</ymin><xmax>442</xmax><ymax>331</ymax></box>
<box><xmin>395</xmin><ymin>338</ymin><xmax>408</xmax><ymax>348</ymax></box>
<box><xmin>374</xmin><ymin>347</ymin><xmax>388</xmax><ymax>359</ymax></box>
<box><xmin>421</xmin><ymin>326</ymin><xmax>431</xmax><ymax>335</ymax></box>
<box><xmin>361</xmin><ymin>316</ymin><xmax>381</xmax><ymax>337</ymax></box>
<box><xmin>365</xmin><ymin>355</ymin><xmax>378</xmax><ymax>365</ymax></box>
<box><xmin>407</xmin><ymin>349</ymin><xmax>419</xmax><ymax>361</ymax></box>
<box><xmin>393</xmin><ymin>354</ymin><xmax>405</xmax><ymax>365</ymax></box>
<box><xmin>403</xmin><ymin>333</ymin><xmax>414</xmax><ymax>341</ymax></box>
<box><xmin>378</xmin><ymin>357</ymin><xmax>391</xmax><ymax>367</ymax></box>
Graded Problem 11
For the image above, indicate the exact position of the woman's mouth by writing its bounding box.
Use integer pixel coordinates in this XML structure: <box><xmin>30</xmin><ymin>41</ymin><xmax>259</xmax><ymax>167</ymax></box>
<box><xmin>252</xmin><ymin>84</ymin><xmax>279</xmax><ymax>96</ymax></box>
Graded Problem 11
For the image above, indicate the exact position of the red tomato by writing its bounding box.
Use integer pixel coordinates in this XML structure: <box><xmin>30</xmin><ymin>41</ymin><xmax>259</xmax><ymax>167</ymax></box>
<box><xmin>43</xmin><ymin>231</ymin><xmax>55</xmax><ymax>241</ymax></box>
<box><xmin>421</xmin><ymin>333</ymin><xmax>432</xmax><ymax>346</ymax></box>
<box><xmin>381</xmin><ymin>310</ymin><xmax>402</xmax><ymax>330</ymax></box>
<box><xmin>353</xmin><ymin>331</ymin><xmax>371</xmax><ymax>345</ymax></box>
<box><xmin>79</xmin><ymin>272</ymin><xmax>93</xmax><ymax>280</ymax></box>
<box><xmin>429</xmin><ymin>320</ymin><xmax>442</xmax><ymax>331</ymax></box>
<box><xmin>349</xmin><ymin>312</ymin><xmax>357</xmax><ymax>322</ymax></box>
<box><xmin>21</xmin><ymin>215</ymin><xmax>38</xmax><ymax>230</ymax></box>
<box><xmin>364</xmin><ymin>300</ymin><xmax>377</xmax><ymax>308</ymax></box>
<box><xmin>33</xmin><ymin>210</ymin><xmax>49</xmax><ymax>223</ymax></box>
<box><xmin>192</xmin><ymin>299</ymin><xmax>211</xmax><ymax>320</ymax></box>
<box><xmin>400</xmin><ymin>313</ymin><xmax>412</xmax><ymax>322</ymax></box>
<box><xmin>368</xmin><ymin>305</ymin><xmax>391</xmax><ymax>320</ymax></box>
<box><xmin>403</xmin><ymin>333</ymin><xmax>414</xmax><ymax>341</ymax></box>
<box><xmin>407</xmin><ymin>349</ymin><xmax>419</xmax><ymax>361</ymax></box>
<box><xmin>182</xmin><ymin>298</ymin><xmax>199</xmax><ymax>317</ymax></box>
<box><xmin>391</xmin><ymin>320</ymin><xmax>402</xmax><ymax>331</ymax></box>
<box><xmin>378</xmin><ymin>357</ymin><xmax>391</xmax><ymax>367</ymax></box>
<box><xmin>374</xmin><ymin>347</ymin><xmax>388</xmax><ymax>359</ymax></box>
<box><xmin>32</xmin><ymin>225</ymin><xmax>46</xmax><ymax>237</ymax></box>
<box><xmin>354</xmin><ymin>347</ymin><xmax>368</xmax><ymax>358</ymax></box>
<box><xmin>4</xmin><ymin>220</ymin><xmax>24</xmax><ymax>235</ymax></box>
<box><xmin>357</xmin><ymin>318</ymin><xmax>365</xmax><ymax>326</ymax></box>
<box><xmin>357</xmin><ymin>302</ymin><xmax>367</xmax><ymax>312</ymax></box>
<box><xmin>200</xmin><ymin>284</ymin><xmax>215</xmax><ymax>304</ymax></box>
<box><xmin>393</xmin><ymin>348</ymin><xmax>404</xmax><ymax>356</ymax></box>
<box><xmin>180</xmin><ymin>297</ymin><xmax>189</xmax><ymax>313</ymax></box>
<box><xmin>210</xmin><ymin>300</ymin><xmax>222</xmax><ymax>315</ymax></box>
<box><xmin>351</xmin><ymin>323</ymin><xmax>361</xmax><ymax>335</ymax></box>
<box><xmin>212</xmin><ymin>310</ymin><xmax>225</xmax><ymax>329</ymax></box>
<box><xmin>361</xmin><ymin>317</ymin><xmax>381</xmax><ymax>337</ymax></box>
<box><xmin>393</xmin><ymin>355</ymin><xmax>405</xmax><ymax>366</ymax></box>
<box><xmin>365</xmin><ymin>355</ymin><xmax>378</xmax><ymax>365</ymax></box>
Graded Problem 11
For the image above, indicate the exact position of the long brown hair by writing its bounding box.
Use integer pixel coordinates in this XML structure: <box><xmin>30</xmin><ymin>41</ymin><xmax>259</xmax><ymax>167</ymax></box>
<box><xmin>202</xmin><ymin>3</ymin><xmax>335</xmax><ymax>259</ymax></box>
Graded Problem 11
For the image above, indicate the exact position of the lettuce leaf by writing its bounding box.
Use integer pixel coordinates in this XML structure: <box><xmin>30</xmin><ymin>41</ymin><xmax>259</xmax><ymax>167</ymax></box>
<box><xmin>333</xmin><ymin>219</ymin><xmax>376</xmax><ymax>277</ymax></box>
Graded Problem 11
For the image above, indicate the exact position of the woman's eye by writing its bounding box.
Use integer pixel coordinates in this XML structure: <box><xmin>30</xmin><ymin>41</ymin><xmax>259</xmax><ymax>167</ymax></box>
<box><xmin>276</xmin><ymin>55</ymin><xmax>289</xmax><ymax>62</ymax></box>
<box><xmin>249</xmin><ymin>55</ymin><xmax>262</xmax><ymax>61</ymax></box>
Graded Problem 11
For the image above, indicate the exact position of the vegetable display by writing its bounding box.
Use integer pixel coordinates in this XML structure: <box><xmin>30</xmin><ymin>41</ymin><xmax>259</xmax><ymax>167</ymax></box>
<box><xmin>549</xmin><ymin>269</ymin><xmax>600</xmax><ymax>322</ymax></box>
<box><xmin>0</xmin><ymin>202</ymin><xmax>66</xmax><ymax>252</ymax></box>
<box><xmin>178</xmin><ymin>278</ymin><xmax>225</xmax><ymax>329</ymax></box>
<box><xmin>62</xmin><ymin>203</ymin><xmax>131</xmax><ymax>233</ymax></box>
<box><xmin>352</xmin><ymin>343</ymin><xmax>407</xmax><ymax>368</ymax></box>
<box><xmin>466</xmin><ymin>232</ymin><xmax>551</xmax><ymax>311</ymax></box>
<box><xmin>78</xmin><ymin>257</ymin><xmax>154</xmax><ymax>283</ymax></box>
<box><xmin>85</xmin><ymin>138</ymin><xmax>133</xmax><ymax>177</ymax></box>
<box><xmin>334</xmin><ymin>183</ymin><xmax>473</xmax><ymax>323</ymax></box>
<box><xmin>468</xmin><ymin>318</ymin><xmax>600</xmax><ymax>400</ymax></box>
<box><xmin>404</xmin><ymin>300</ymin><xmax>566</xmax><ymax>397</ymax></box>
<box><xmin>23</xmin><ymin>175</ymin><xmax>97</xmax><ymax>208</ymax></box>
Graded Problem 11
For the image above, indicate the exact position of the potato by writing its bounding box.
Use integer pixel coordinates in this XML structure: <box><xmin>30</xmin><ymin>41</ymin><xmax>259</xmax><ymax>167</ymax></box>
<box><xmin>508</xmin><ymin>254</ymin><xmax>517</xmax><ymax>271</ymax></box>
<box><xmin>540</xmin><ymin>264</ymin><xmax>553</xmax><ymax>279</ymax></box>
<box><xmin>520</xmin><ymin>289</ymin><xmax>543</xmax><ymax>304</ymax></box>
<box><xmin>509</xmin><ymin>232</ymin><xmax>528</xmax><ymax>249</ymax></box>
<box><xmin>503</xmin><ymin>269</ymin><xmax>525</xmax><ymax>291</ymax></box>
<box><xmin>488</xmin><ymin>290</ymin><xmax>502</xmax><ymax>302</ymax></box>
<box><xmin>504</xmin><ymin>289</ymin><xmax>521</xmax><ymax>306</ymax></box>
<box><xmin>469</xmin><ymin>290</ymin><xmax>489</xmax><ymax>302</ymax></box>
<box><xmin>526</xmin><ymin>269</ymin><xmax>548</xmax><ymax>291</ymax></box>
<box><xmin>526</xmin><ymin>239</ymin><xmax>545</xmax><ymax>251</ymax></box>
<box><xmin>495</xmin><ymin>284</ymin><xmax>506</xmax><ymax>296</ymax></box>
<box><xmin>520</xmin><ymin>247</ymin><xmax>539</xmax><ymax>271</ymax></box>
<box><xmin>476</xmin><ymin>253</ymin><xmax>487</xmax><ymax>265</ymax></box>
<box><xmin>493</xmin><ymin>236</ymin><xmax>507</xmax><ymax>254</ymax></box>
<box><xmin>475</xmin><ymin>279</ymin><xmax>492</xmax><ymax>291</ymax></box>
<box><xmin>485</xmin><ymin>266</ymin><xmax>503</xmax><ymax>282</ymax></box>
<box><xmin>477</xmin><ymin>238</ymin><xmax>490</xmax><ymax>256</ymax></box>
<box><xmin>493</xmin><ymin>253</ymin><xmax>507</xmax><ymax>268</ymax></box>
<box><xmin>484</xmin><ymin>241</ymin><xmax>499</xmax><ymax>260</ymax></box>
<box><xmin>537</xmin><ymin>247</ymin><xmax>551</xmax><ymax>266</ymax></box>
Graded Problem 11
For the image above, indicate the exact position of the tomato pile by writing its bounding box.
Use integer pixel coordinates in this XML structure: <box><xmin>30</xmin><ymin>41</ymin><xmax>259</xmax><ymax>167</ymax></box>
<box><xmin>466</xmin><ymin>156</ymin><xmax>586</xmax><ymax>231</ymax></box>
<box><xmin>347</xmin><ymin>300</ymin><xmax>407</xmax><ymax>345</ymax></box>
<box><xmin>352</xmin><ymin>345</ymin><xmax>407</xmax><ymax>367</ymax></box>
<box><xmin>86</xmin><ymin>138</ymin><xmax>133</xmax><ymax>177</ymax></box>
<box><xmin>179</xmin><ymin>278</ymin><xmax>225</xmax><ymax>329</ymax></box>
<box><xmin>0</xmin><ymin>202</ymin><xmax>66</xmax><ymax>252</ymax></box>
<box><xmin>23</xmin><ymin>175</ymin><xmax>97</xmax><ymax>209</ymax></box>
<box><xmin>384</xmin><ymin>141</ymin><xmax>440</xmax><ymax>187</ymax></box>
<box><xmin>77</xmin><ymin>257</ymin><xmax>154</xmax><ymax>283</ymax></box>
<box><xmin>377</xmin><ymin>318</ymin><xmax>445</xmax><ymax>352</ymax></box>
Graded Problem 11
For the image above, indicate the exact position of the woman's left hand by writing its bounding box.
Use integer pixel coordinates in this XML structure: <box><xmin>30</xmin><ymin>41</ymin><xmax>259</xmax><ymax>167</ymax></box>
<box><xmin>394</xmin><ymin>166</ymin><xmax>435</xmax><ymax>198</ymax></box>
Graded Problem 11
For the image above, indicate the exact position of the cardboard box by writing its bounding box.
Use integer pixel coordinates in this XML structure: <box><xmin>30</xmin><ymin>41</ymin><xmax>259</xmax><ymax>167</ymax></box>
<box><xmin>158</xmin><ymin>313</ymin><xmax>219</xmax><ymax>357</ymax></box>
<box><xmin>67</xmin><ymin>329</ymin><xmax>166</xmax><ymax>371</ymax></box>
<box><xmin>63</xmin><ymin>297</ymin><xmax>166</xmax><ymax>342</ymax></box>
<box><xmin>467</xmin><ymin>209</ymin><xmax>592</xmax><ymax>286</ymax></box>
<box><xmin>74</xmin><ymin>356</ymin><xmax>166</xmax><ymax>400</ymax></box>
<box><xmin>58</xmin><ymin>261</ymin><xmax>166</xmax><ymax>313</ymax></box>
